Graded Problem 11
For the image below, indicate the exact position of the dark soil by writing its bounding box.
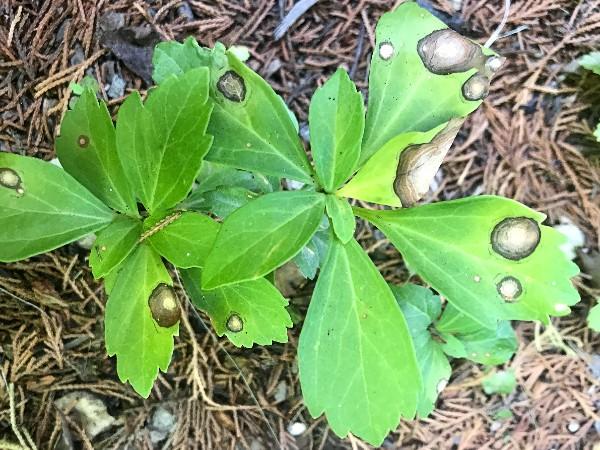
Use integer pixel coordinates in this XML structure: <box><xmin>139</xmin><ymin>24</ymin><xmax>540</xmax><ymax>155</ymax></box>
<box><xmin>1</xmin><ymin>1</ymin><xmax>599</xmax><ymax>449</ymax></box>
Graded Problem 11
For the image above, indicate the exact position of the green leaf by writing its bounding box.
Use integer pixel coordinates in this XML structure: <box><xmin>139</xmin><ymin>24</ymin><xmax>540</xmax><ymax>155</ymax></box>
<box><xmin>390</xmin><ymin>284</ymin><xmax>451</xmax><ymax>418</ymax></box>
<box><xmin>595</xmin><ymin>122</ymin><xmax>600</xmax><ymax>143</ymax></box>
<box><xmin>325</xmin><ymin>195</ymin><xmax>355</xmax><ymax>244</ymax></box>
<box><xmin>105</xmin><ymin>244</ymin><xmax>178</xmax><ymax>397</ymax></box>
<box><xmin>195</xmin><ymin>160</ymin><xmax>277</xmax><ymax>195</ymax></box>
<box><xmin>148</xmin><ymin>211</ymin><xmax>219</xmax><ymax>268</ymax></box>
<box><xmin>182</xmin><ymin>267</ymin><xmax>292</xmax><ymax>347</ymax></box>
<box><xmin>298</xmin><ymin>237</ymin><xmax>420</xmax><ymax>445</ymax></box>
<box><xmin>153</xmin><ymin>40</ymin><xmax>313</xmax><ymax>183</ymax></box>
<box><xmin>588</xmin><ymin>301</ymin><xmax>600</xmax><ymax>332</ymax></box>
<box><xmin>338</xmin><ymin>125</ymin><xmax>444</xmax><ymax>207</ymax></box>
<box><xmin>116</xmin><ymin>68</ymin><xmax>213</xmax><ymax>214</ymax></box>
<box><xmin>580</xmin><ymin>51</ymin><xmax>600</xmax><ymax>75</ymax></box>
<box><xmin>292</xmin><ymin>216</ymin><xmax>330</xmax><ymax>279</ymax></box>
<box><xmin>56</xmin><ymin>89</ymin><xmax>138</xmax><ymax>215</ymax></box>
<box><xmin>309</xmin><ymin>68</ymin><xmax>364</xmax><ymax>192</ymax></box>
<box><xmin>182</xmin><ymin>186</ymin><xmax>259</xmax><ymax>219</ymax></box>
<box><xmin>482</xmin><ymin>369</ymin><xmax>516</xmax><ymax>395</ymax></box>
<box><xmin>89</xmin><ymin>215</ymin><xmax>142</xmax><ymax>279</ymax></box>
<box><xmin>436</xmin><ymin>305</ymin><xmax>517</xmax><ymax>365</ymax></box>
<box><xmin>361</xmin><ymin>2</ymin><xmax>496</xmax><ymax>164</ymax></box>
<box><xmin>0</xmin><ymin>153</ymin><xmax>114</xmax><ymax>262</ymax></box>
<box><xmin>356</xmin><ymin>196</ymin><xmax>580</xmax><ymax>328</ymax></box>
<box><xmin>202</xmin><ymin>191</ymin><xmax>326</xmax><ymax>289</ymax></box>
<box><xmin>153</xmin><ymin>37</ymin><xmax>212</xmax><ymax>84</ymax></box>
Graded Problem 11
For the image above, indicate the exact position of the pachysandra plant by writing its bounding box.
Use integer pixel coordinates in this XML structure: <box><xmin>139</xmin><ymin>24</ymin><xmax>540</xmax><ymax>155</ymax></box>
<box><xmin>0</xmin><ymin>2</ymin><xmax>580</xmax><ymax>445</ymax></box>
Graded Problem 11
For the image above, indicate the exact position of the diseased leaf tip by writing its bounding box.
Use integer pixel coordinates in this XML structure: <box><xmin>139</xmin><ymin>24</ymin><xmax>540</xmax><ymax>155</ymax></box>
<box><xmin>226</xmin><ymin>313</ymin><xmax>244</xmax><ymax>333</ymax></box>
<box><xmin>148</xmin><ymin>284</ymin><xmax>181</xmax><ymax>328</ymax></box>
<box><xmin>217</xmin><ymin>70</ymin><xmax>246</xmax><ymax>103</ymax></box>
<box><xmin>491</xmin><ymin>217</ymin><xmax>541</xmax><ymax>261</ymax></box>
<box><xmin>496</xmin><ymin>276</ymin><xmax>522</xmax><ymax>302</ymax></box>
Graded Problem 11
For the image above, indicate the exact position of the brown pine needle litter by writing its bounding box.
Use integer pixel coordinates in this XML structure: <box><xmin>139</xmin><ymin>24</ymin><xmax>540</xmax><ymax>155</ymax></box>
<box><xmin>0</xmin><ymin>0</ymin><xmax>599</xmax><ymax>449</ymax></box>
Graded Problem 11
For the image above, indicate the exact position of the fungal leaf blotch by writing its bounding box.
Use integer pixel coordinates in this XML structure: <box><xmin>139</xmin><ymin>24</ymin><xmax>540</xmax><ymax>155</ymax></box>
<box><xmin>417</xmin><ymin>29</ymin><xmax>485</xmax><ymax>75</ymax></box>
<box><xmin>0</xmin><ymin>168</ymin><xmax>21</xmax><ymax>189</ymax></box>
<box><xmin>217</xmin><ymin>70</ymin><xmax>246</xmax><ymax>103</ymax></box>
<box><xmin>462</xmin><ymin>73</ymin><xmax>490</xmax><ymax>101</ymax></box>
<box><xmin>78</xmin><ymin>134</ymin><xmax>90</xmax><ymax>148</ymax></box>
<box><xmin>497</xmin><ymin>276</ymin><xmax>522</xmax><ymax>302</ymax></box>
<box><xmin>356</xmin><ymin>196</ymin><xmax>580</xmax><ymax>326</ymax></box>
<box><xmin>226</xmin><ymin>313</ymin><xmax>243</xmax><ymax>333</ymax></box>
<box><xmin>148</xmin><ymin>283</ymin><xmax>181</xmax><ymax>328</ymax></box>
<box><xmin>491</xmin><ymin>217</ymin><xmax>541</xmax><ymax>261</ymax></box>
<box><xmin>378</xmin><ymin>41</ymin><xmax>395</xmax><ymax>61</ymax></box>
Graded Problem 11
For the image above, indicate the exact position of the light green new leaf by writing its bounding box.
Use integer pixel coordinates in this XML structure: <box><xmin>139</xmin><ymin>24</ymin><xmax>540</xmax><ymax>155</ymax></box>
<box><xmin>390</xmin><ymin>284</ymin><xmax>451</xmax><ymax>418</ymax></box>
<box><xmin>361</xmin><ymin>2</ymin><xmax>495</xmax><ymax>164</ymax></box>
<box><xmin>325</xmin><ymin>195</ymin><xmax>355</xmax><ymax>243</ymax></box>
<box><xmin>298</xmin><ymin>238</ymin><xmax>420</xmax><ymax>445</ymax></box>
<box><xmin>89</xmin><ymin>215</ymin><xmax>142</xmax><ymax>279</ymax></box>
<box><xmin>148</xmin><ymin>211</ymin><xmax>219</xmax><ymax>268</ymax></box>
<box><xmin>152</xmin><ymin>39</ymin><xmax>313</xmax><ymax>183</ymax></box>
<box><xmin>595</xmin><ymin>123</ymin><xmax>600</xmax><ymax>142</ymax></box>
<box><xmin>202</xmin><ymin>191</ymin><xmax>326</xmax><ymax>289</ymax></box>
<box><xmin>0</xmin><ymin>153</ymin><xmax>114</xmax><ymax>262</ymax></box>
<box><xmin>182</xmin><ymin>267</ymin><xmax>292</xmax><ymax>347</ymax></box>
<box><xmin>356</xmin><ymin>196</ymin><xmax>580</xmax><ymax>328</ymax></box>
<box><xmin>116</xmin><ymin>68</ymin><xmax>213</xmax><ymax>214</ymax></box>
<box><xmin>105</xmin><ymin>244</ymin><xmax>178</xmax><ymax>397</ymax></box>
<box><xmin>482</xmin><ymin>369</ymin><xmax>516</xmax><ymax>395</ymax></box>
<box><xmin>56</xmin><ymin>89</ymin><xmax>138</xmax><ymax>215</ymax></box>
<box><xmin>309</xmin><ymin>68</ymin><xmax>364</xmax><ymax>192</ymax></box>
<box><xmin>580</xmin><ymin>51</ymin><xmax>600</xmax><ymax>75</ymax></box>
<box><xmin>338</xmin><ymin>125</ymin><xmax>443</xmax><ymax>207</ymax></box>
<box><xmin>436</xmin><ymin>305</ymin><xmax>517</xmax><ymax>366</ymax></box>
<box><xmin>588</xmin><ymin>301</ymin><xmax>600</xmax><ymax>332</ymax></box>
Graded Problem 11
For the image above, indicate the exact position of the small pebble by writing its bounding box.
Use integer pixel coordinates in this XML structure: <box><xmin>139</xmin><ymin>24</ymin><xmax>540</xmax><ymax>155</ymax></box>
<box><xmin>287</xmin><ymin>422</ymin><xmax>307</xmax><ymax>436</ymax></box>
<box><xmin>567</xmin><ymin>420</ymin><xmax>580</xmax><ymax>433</ymax></box>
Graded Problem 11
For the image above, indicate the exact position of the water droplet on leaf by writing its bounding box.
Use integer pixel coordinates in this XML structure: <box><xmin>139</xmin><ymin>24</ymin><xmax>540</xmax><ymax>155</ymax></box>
<box><xmin>497</xmin><ymin>276</ymin><xmax>522</xmax><ymax>302</ymax></box>
<box><xmin>417</xmin><ymin>29</ymin><xmax>485</xmax><ymax>75</ymax></box>
<box><xmin>378</xmin><ymin>41</ymin><xmax>395</xmax><ymax>60</ymax></box>
<box><xmin>148</xmin><ymin>284</ymin><xmax>181</xmax><ymax>328</ymax></box>
<box><xmin>226</xmin><ymin>313</ymin><xmax>243</xmax><ymax>333</ymax></box>
<box><xmin>462</xmin><ymin>73</ymin><xmax>490</xmax><ymax>101</ymax></box>
<box><xmin>491</xmin><ymin>217</ymin><xmax>541</xmax><ymax>260</ymax></box>
<box><xmin>217</xmin><ymin>70</ymin><xmax>246</xmax><ymax>102</ymax></box>
<box><xmin>474</xmin><ymin>275</ymin><xmax>481</xmax><ymax>283</ymax></box>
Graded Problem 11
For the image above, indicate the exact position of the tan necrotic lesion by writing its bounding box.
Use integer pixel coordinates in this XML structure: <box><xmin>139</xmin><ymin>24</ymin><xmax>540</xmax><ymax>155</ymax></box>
<box><xmin>148</xmin><ymin>284</ymin><xmax>181</xmax><ymax>328</ymax></box>
<box><xmin>393</xmin><ymin>118</ymin><xmax>464</xmax><ymax>207</ymax></box>
<box><xmin>217</xmin><ymin>71</ymin><xmax>246</xmax><ymax>103</ymax></box>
